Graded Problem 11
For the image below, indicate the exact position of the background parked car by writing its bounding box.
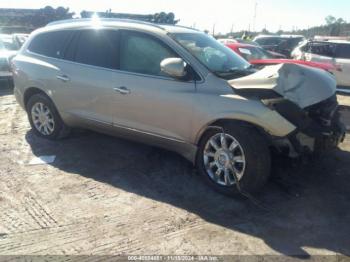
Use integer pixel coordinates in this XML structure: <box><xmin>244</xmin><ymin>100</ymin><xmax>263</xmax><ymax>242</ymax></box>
<box><xmin>292</xmin><ymin>40</ymin><xmax>350</xmax><ymax>91</ymax></box>
<box><xmin>218</xmin><ymin>38</ymin><xmax>260</xmax><ymax>46</ymax></box>
<box><xmin>0</xmin><ymin>34</ymin><xmax>22</xmax><ymax>88</ymax></box>
<box><xmin>253</xmin><ymin>35</ymin><xmax>305</xmax><ymax>58</ymax></box>
<box><xmin>225</xmin><ymin>42</ymin><xmax>335</xmax><ymax>72</ymax></box>
<box><xmin>219</xmin><ymin>38</ymin><xmax>285</xmax><ymax>58</ymax></box>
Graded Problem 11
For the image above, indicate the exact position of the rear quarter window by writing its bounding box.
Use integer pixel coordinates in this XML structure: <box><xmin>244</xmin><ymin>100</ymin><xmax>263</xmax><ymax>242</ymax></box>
<box><xmin>303</xmin><ymin>42</ymin><xmax>336</xmax><ymax>57</ymax></box>
<box><xmin>27</xmin><ymin>31</ymin><xmax>73</xmax><ymax>59</ymax></box>
<box><xmin>335</xmin><ymin>44</ymin><xmax>350</xmax><ymax>59</ymax></box>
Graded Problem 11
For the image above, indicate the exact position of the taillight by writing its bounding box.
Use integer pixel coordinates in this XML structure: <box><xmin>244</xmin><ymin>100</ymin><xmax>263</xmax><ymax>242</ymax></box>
<box><xmin>334</xmin><ymin>64</ymin><xmax>342</xmax><ymax>72</ymax></box>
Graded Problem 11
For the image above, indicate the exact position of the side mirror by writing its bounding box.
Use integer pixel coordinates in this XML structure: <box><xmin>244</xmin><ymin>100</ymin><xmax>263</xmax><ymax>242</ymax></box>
<box><xmin>160</xmin><ymin>58</ymin><xmax>186</xmax><ymax>79</ymax></box>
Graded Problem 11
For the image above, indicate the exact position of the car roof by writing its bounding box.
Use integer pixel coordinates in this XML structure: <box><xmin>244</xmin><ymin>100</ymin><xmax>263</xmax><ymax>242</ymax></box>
<box><xmin>42</xmin><ymin>18</ymin><xmax>199</xmax><ymax>35</ymax></box>
<box><xmin>306</xmin><ymin>40</ymin><xmax>350</xmax><ymax>45</ymax></box>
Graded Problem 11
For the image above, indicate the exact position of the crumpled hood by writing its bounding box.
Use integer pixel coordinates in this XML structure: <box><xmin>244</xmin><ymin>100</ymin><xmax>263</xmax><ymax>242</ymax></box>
<box><xmin>228</xmin><ymin>63</ymin><xmax>336</xmax><ymax>108</ymax></box>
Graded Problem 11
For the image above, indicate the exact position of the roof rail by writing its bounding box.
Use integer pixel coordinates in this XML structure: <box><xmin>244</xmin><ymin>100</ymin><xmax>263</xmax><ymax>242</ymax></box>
<box><xmin>46</xmin><ymin>18</ymin><xmax>166</xmax><ymax>30</ymax></box>
<box><xmin>163</xmin><ymin>24</ymin><xmax>200</xmax><ymax>32</ymax></box>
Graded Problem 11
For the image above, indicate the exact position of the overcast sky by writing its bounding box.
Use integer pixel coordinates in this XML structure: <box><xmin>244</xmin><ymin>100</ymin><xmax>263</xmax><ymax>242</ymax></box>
<box><xmin>2</xmin><ymin>0</ymin><xmax>350</xmax><ymax>33</ymax></box>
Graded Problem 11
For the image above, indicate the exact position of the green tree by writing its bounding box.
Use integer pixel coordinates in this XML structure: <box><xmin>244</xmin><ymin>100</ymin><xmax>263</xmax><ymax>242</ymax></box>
<box><xmin>325</xmin><ymin>15</ymin><xmax>336</xmax><ymax>25</ymax></box>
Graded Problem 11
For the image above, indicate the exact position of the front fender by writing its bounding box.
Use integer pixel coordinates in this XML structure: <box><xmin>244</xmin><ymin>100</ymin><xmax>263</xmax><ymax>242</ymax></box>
<box><xmin>193</xmin><ymin>94</ymin><xmax>296</xmax><ymax>144</ymax></box>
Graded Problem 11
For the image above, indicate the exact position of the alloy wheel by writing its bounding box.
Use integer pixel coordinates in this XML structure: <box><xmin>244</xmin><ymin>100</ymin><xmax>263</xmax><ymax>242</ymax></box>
<box><xmin>31</xmin><ymin>102</ymin><xmax>55</xmax><ymax>135</ymax></box>
<box><xmin>203</xmin><ymin>133</ymin><xmax>246</xmax><ymax>186</ymax></box>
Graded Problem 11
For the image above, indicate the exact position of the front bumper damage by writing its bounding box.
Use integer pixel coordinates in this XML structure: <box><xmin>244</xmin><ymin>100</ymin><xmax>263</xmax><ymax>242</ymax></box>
<box><xmin>271</xmin><ymin>94</ymin><xmax>346</xmax><ymax>156</ymax></box>
<box><xmin>228</xmin><ymin>63</ymin><xmax>346</xmax><ymax>156</ymax></box>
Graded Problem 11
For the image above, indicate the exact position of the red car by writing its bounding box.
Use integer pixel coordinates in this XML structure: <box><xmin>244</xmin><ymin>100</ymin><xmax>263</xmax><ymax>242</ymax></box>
<box><xmin>225</xmin><ymin>42</ymin><xmax>337</xmax><ymax>72</ymax></box>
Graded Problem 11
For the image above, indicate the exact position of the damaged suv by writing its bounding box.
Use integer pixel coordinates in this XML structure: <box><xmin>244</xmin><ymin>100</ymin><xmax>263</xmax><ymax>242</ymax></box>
<box><xmin>12</xmin><ymin>19</ymin><xmax>345</xmax><ymax>196</ymax></box>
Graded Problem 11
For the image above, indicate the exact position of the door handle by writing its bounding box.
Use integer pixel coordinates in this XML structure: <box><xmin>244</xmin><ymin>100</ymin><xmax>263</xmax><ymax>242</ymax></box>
<box><xmin>113</xmin><ymin>86</ymin><xmax>130</xmax><ymax>95</ymax></box>
<box><xmin>56</xmin><ymin>74</ymin><xmax>70</xmax><ymax>82</ymax></box>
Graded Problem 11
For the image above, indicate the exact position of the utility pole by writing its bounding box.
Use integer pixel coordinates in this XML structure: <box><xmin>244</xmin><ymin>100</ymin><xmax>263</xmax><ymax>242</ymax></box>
<box><xmin>212</xmin><ymin>23</ymin><xmax>216</xmax><ymax>36</ymax></box>
<box><xmin>230</xmin><ymin>23</ymin><xmax>234</xmax><ymax>36</ymax></box>
<box><xmin>253</xmin><ymin>1</ymin><xmax>258</xmax><ymax>32</ymax></box>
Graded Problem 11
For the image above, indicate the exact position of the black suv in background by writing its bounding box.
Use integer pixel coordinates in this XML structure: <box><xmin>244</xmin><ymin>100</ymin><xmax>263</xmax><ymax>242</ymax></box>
<box><xmin>253</xmin><ymin>35</ymin><xmax>305</xmax><ymax>58</ymax></box>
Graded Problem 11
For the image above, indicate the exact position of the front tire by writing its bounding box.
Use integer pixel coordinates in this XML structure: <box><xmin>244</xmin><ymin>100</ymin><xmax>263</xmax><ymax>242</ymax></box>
<box><xmin>196</xmin><ymin>123</ymin><xmax>271</xmax><ymax>196</ymax></box>
<box><xmin>26</xmin><ymin>93</ymin><xmax>70</xmax><ymax>139</ymax></box>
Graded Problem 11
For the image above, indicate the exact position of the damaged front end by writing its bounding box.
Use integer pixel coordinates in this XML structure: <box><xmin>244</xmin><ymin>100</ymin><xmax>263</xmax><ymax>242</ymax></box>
<box><xmin>229</xmin><ymin>63</ymin><xmax>346</xmax><ymax>157</ymax></box>
<box><xmin>262</xmin><ymin>94</ymin><xmax>345</xmax><ymax>156</ymax></box>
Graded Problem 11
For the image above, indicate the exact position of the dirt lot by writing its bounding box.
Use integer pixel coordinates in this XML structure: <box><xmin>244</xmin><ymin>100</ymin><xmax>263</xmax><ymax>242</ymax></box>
<box><xmin>0</xmin><ymin>86</ymin><xmax>350</xmax><ymax>258</ymax></box>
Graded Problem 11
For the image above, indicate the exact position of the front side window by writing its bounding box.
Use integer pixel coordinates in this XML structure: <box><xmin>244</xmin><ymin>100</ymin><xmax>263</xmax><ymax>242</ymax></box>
<box><xmin>74</xmin><ymin>29</ymin><xmax>119</xmax><ymax>69</ymax></box>
<box><xmin>171</xmin><ymin>32</ymin><xmax>251</xmax><ymax>79</ymax></box>
<box><xmin>28</xmin><ymin>31</ymin><xmax>72</xmax><ymax>58</ymax></box>
<box><xmin>119</xmin><ymin>31</ymin><xmax>178</xmax><ymax>76</ymax></box>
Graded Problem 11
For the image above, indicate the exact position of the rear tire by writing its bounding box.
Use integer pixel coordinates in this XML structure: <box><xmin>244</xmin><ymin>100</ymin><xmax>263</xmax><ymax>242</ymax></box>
<box><xmin>196</xmin><ymin>123</ymin><xmax>271</xmax><ymax>196</ymax></box>
<box><xmin>26</xmin><ymin>93</ymin><xmax>70</xmax><ymax>140</ymax></box>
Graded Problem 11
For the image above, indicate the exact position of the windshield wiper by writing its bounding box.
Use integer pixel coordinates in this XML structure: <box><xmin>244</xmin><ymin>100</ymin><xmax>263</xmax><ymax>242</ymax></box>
<box><xmin>215</xmin><ymin>67</ymin><xmax>255</xmax><ymax>76</ymax></box>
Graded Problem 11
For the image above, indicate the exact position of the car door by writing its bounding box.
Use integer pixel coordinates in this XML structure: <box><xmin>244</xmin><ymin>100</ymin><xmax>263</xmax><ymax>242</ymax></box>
<box><xmin>110</xmin><ymin>30</ymin><xmax>196</xmax><ymax>142</ymax></box>
<box><xmin>334</xmin><ymin>43</ymin><xmax>350</xmax><ymax>87</ymax></box>
<box><xmin>55</xmin><ymin>29</ymin><xmax>120</xmax><ymax>126</ymax></box>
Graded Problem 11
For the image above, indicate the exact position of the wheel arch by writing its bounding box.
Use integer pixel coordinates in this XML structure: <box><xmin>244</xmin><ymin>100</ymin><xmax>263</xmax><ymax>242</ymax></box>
<box><xmin>23</xmin><ymin>87</ymin><xmax>51</xmax><ymax>109</ymax></box>
<box><xmin>195</xmin><ymin>118</ymin><xmax>273</xmax><ymax>146</ymax></box>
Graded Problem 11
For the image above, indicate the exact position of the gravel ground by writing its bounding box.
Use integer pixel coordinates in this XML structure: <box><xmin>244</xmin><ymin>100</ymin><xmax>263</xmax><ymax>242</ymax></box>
<box><xmin>0</xmin><ymin>86</ymin><xmax>350</xmax><ymax>258</ymax></box>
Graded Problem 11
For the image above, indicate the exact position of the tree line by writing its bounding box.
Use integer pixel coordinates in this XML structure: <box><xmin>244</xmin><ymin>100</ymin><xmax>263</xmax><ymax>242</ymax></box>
<box><xmin>0</xmin><ymin>7</ymin><xmax>348</xmax><ymax>38</ymax></box>
<box><xmin>0</xmin><ymin>6</ymin><xmax>178</xmax><ymax>31</ymax></box>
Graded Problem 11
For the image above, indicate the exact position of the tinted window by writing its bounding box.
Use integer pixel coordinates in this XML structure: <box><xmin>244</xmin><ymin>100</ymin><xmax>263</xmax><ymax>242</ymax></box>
<box><xmin>256</xmin><ymin>37</ymin><xmax>282</xmax><ymax>45</ymax></box>
<box><xmin>286</xmin><ymin>37</ymin><xmax>304</xmax><ymax>49</ymax></box>
<box><xmin>306</xmin><ymin>42</ymin><xmax>336</xmax><ymax>57</ymax></box>
<box><xmin>74</xmin><ymin>30</ymin><xmax>119</xmax><ymax>69</ymax></box>
<box><xmin>28</xmin><ymin>31</ymin><xmax>72</xmax><ymax>58</ymax></box>
<box><xmin>335</xmin><ymin>44</ymin><xmax>350</xmax><ymax>59</ymax></box>
<box><xmin>120</xmin><ymin>31</ymin><xmax>178</xmax><ymax>76</ymax></box>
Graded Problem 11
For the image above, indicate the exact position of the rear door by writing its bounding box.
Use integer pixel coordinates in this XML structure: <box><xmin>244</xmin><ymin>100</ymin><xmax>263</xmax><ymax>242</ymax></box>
<box><xmin>334</xmin><ymin>43</ymin><xmax>350</xmax><ymax>87</ymax></box>
<box><xmin>55</xmin><ymin>29</ymin><xmax>120</xmax><ymax>126</ymax></box>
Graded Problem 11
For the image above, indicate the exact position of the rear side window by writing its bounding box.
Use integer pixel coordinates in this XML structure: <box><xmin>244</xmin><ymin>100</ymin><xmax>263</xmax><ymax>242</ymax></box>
<box><xmin>120</xmin><ymin>31</ymin><xmax>178</xmax><ymax>76</ymax></box>
<box><xmin>302</xmin><ymin>42</ymin><xmax>336</xmax><ymax>57</ymax></box>
<box><xmin>28</xmin><ymin>31</ymin><xmax>72</xmax><ymax>58</ymax></box>
<box><xmin>335</xmin><ymin>44</ymin><xmax>350</xmax><ymax>59</ymax></box>
<box><xmin>73</xmin><ymin>30</ymin><xmax>119</xmax><ymax>69</ymax></box>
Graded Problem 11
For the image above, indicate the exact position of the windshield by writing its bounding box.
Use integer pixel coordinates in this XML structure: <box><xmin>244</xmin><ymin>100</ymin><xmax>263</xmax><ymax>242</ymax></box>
<box><xmin>171</xmin><ymin>33</ymin><xmax>251</xmax><ymax>77</ymax></box>
<box><xmin>0</xmin><ymin>36</ymin><xmax>19</xmax><ymax>51</ymax></box>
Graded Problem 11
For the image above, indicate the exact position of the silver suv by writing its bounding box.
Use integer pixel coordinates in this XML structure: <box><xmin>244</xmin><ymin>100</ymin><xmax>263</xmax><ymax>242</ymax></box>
<box><xmin>12</xmin><ymin>19</ymin><xmax>345</xmax><ymax>196</ymax></box>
